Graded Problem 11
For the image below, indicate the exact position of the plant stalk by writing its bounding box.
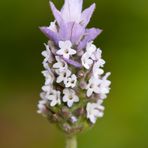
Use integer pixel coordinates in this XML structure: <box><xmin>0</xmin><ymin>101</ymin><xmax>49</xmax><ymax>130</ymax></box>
<box><xmin>66</xmin><ymin>136</ymin><xmax>77</xmax><ymax>148</ymax></box>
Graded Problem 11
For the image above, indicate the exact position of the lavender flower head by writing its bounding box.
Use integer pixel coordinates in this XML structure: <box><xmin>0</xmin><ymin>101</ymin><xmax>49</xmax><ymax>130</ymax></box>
<box><xmin>37</xmin><ymin>0</ymin><xmax>111</xmax><ymax>136</ymax></box>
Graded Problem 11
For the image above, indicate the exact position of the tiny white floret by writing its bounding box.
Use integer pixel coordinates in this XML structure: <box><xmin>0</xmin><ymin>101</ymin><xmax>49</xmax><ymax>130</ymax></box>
<box><xmin>92</xmin><ymin>61</ymin><xmax>105</xmax><ymax>78</ymax></box>
<box><xmin>53</xmin><ymin>56</ymin><xmax>68</xmax><ymax>73</ymax></box>
<box><xmin>86</xmin><ymin>77</ymin><xmax>101</xmax><ymax>97</ymax></box>
<box><xmin>86</xmin><ymin>100</ymin><xmax>104</xmax><ymax>124</ymax></box>
<box><xmin>86</xmin><ymin>41</ymin><xmax>97</xmax><ymax>54</ymax></box>
<box><xmin>37</xmin><ymin>100</ymin><xmax>48</xmax><ymax>116</ymax></box>
<box><xmin>81</xmin><ymin>52</ymin><xmax>93</xmax><ymax>69</ymax></box>
<box><xmin>56</xmin><ymin>69</ymin><xmax>71</xmax><ymax>83</ymax></box>
<box><xmin>63</xmin><ymin>88</ymin><xmax>79</xmax><ymax>107</ymax></box>
<box><xmin>64</xmin><ymin>74</ymin><xmax>77</xmax><ymax>88</ymax></box>
<box><xmin>46</xmin><ymin>90</ymin><xmax>61</xmax><ymax>107</ymax></box>
<box><xmin>42</xmin><ymin>70</ymin><xmax>55</xmax><ymax>85</ymax></box>
<box><xmin>98</xmin><ymin>72</ymin><xmax>111</xmax><ymax>99</ymax></box>
<box><xmin>42</xmin><ymin>43</ymin><xmax>54</xmax><ymax>64</ymax></box>
<box><xmin>91</xmin><ymin>48</ymin><xmax>102</xmax><ymax>61</ymax></box>
<box><xmin>56</xmin><ymin>40</ymin><xmax>76</xmax><ymax>59</ymax></box>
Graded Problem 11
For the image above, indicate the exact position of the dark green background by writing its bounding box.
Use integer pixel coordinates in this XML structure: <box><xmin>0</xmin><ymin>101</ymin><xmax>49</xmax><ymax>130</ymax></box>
<box><xmin>0</xmin><ymin>0</ymin><xmax>148</xmax><ymax>148</ymax></box>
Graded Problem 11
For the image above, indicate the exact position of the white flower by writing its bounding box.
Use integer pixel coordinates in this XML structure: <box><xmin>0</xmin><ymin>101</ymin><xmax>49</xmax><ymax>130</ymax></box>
<box><xmin>56</xmin><ymin>69</ymin><xmax>71</xmax><ymax>83</ymax></box>
<box><xmin>42</xmin><ymin>61</ymin><xmax>49</xmax><ymax>70</ymax></box>
<box><xmin>46</xmin><ymin>90</ymin><xmax>61</xmax><ymax>107</ymax></box>
<box><xmin>86</xmin><ymin>72</ymin><xmax>111</xmax><ymax>98</ymax></box>
<box><xmin>42</xmin><ymin>43</ymin><xmax>54</xmax><ymax>64</ymax></box>
<box><xmin>40</xmin><ymin>92</ymin><xmax>46</xmax><ymax>100</ymax></box>
<box><xmin>86</xmin><ymin>77</ymin><xmax>101</xmax><ymax>97</ymax></box>
<box><xmin>81</xmin><ymin>52</ymin><xmax>93</xmax><ymax>69</ymax></box>
<box><xmin>42</xmin><ymin>44</ymin><xmax>54</xmax><ymax>69</ymax></box>
<box><xmin>42</xmin><ymin>70</ymin><xmax>55</xmax><ymax>85</ymax></box>
<box><xmin>98</xmin><ymin>72</ymin><xmax>111</xmax><ymax>99</ymax></box>
<box><xmin>53</xmin><ymin>56</ymin><xmax>68</xmax><ymax>73</ymax></box>
<box><xmin>86</xmin><ymin>41</ymin><xmax>97</xmax><ymax>54</ymax></box>
<box><xmin>81</xmin><ymin>42</ymin><xmax>98</xmax><ymax>69</ymax></box>
<box><xmin>92</xmin><ymin>60</ymin><xmax>105</xmax><ymax>78</ymax></box>
<box><xmin>48</xmin><ymin>21</ymin><xmax>57</xmax><ymax>32</ymax></box>
<box><xmin>42</xmin><ymin>85</ymin><xmax>53</xmax><ymax>95</ymax></box>
<box><xmin>81</xmin><ymin>42</ymin><xmax>106</xmax><ymax>70</ymax></box>
<box><xmin>86</xmin><ymin>100</ymin><xmax>104</xmax><ymax>124</ymax></box>
<box><xmin>91</xmin><ymin>48</ymin><xmax>102</xmax><ymax>61</ymax></box>
<box><xmin>64</xmin><ymin>74</ymin><xmax>77</xmax><ymax>88</ymax></box>
<box><xmin>37</xmin><ymin>100</ymin><xmax>48</xmax><ymax>116</ymax></box>
<box><xmin>63</xmin><ymin>89</ymin><xmax>79</xmax><ymax>107</ymax></box>
<box><xmin>56</xmin><ymin>40</ymin><xmax>76</xmax><ymax>59</ymax></box>
<box><xmin>53</xmin><ymin>56</ymin><xmax>66</xmax><ymax>70</ymax></box>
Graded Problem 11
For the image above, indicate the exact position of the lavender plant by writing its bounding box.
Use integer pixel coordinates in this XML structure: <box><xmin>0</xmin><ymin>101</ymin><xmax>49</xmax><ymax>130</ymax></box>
<box><xmin>37</xmin><ymin>0</ymin><xmax>111</xmax><ymax>148</ymax></box>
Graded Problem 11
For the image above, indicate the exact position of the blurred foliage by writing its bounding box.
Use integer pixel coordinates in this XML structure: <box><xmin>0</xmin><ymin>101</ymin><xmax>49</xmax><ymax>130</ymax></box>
<box><xmin>0</xmin><ymin>0</ymin><xmax>148</xmax><ymax>148</ymax></box>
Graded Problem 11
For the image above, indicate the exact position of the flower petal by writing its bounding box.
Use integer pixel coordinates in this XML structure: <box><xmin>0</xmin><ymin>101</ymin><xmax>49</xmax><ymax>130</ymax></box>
<box><xmin>61</xmin><ymin>0</ymin><xmax>83</xmax><ymax>23</ymax></box>
<box><xmin>81</xmin><ymin>3</ymin><xmax>96</xmax><ymax>27</ymax></box>
<box><xmin>78</xmin><ymin>28</ymin><xmax>102</xmax><ymax>50</ymax></box>
<box><xmin>63</xmin><ymin>57</ymin><xmax>82</xmax><ymax>68</ymax></box>
<box><xmin>87</xmin><ymin>89</ymin><xmax>93</xmax><ymax>97</ymax></box>
<box><xmin>50</xmin><ymin>1</ymin><xmax>68</xmax><ymax>40</ymax></box>
<box><xmin>74</xmin><ymin>96</ymin><xmax>79</xmax><ymax>102</ymax></box>
<box><xmin>70</xmin><ymin>23</ymin><xmax>85</xmax><ymax>44</ymax></box>
<box><xmin>49</xmin><ymin>1</ymin><xmax>63</xmax><ymax>27</ymax></box>
<box><xmin>67</xmin><ymin>100</ymin><xmax>73</xmax><ymax>107</ymax></box>
<box><xmin>58</xmin><ymin>22</ymin><xmax>76</xmax><ymax>41</ymax></box>
<box><xmin>58</xmin><ymin>23</ymin><xmax>85</xmax><ymax>44</ymax></box>
<box><xmin>39</xmin><ymin>27</ymin><xmax>60</xmax><ymax>45</ymax></box>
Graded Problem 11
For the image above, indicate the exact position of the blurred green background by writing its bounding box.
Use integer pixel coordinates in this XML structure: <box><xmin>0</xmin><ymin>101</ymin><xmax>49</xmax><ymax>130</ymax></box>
<box><xmin>0</xmin><ymin>0</ymin><xmax>148</xmax><ymax>148</ymax></box>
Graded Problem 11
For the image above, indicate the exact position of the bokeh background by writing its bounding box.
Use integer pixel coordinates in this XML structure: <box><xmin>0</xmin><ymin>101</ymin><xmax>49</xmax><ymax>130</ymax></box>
<box><xmin>0</xmin><ymin>0</ymin><xmax>148</xmax><ymax>148</ymax></box>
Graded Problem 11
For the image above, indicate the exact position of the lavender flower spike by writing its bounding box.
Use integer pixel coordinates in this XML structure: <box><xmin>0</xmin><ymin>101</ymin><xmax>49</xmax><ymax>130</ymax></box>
<box><xmin>38</xmin><ymin>1</ymin><xmax>111</xmax><ymax>148</ymax></box>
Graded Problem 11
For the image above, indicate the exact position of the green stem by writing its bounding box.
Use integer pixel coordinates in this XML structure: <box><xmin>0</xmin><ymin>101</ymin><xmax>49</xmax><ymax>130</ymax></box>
<box><xmin>66</xmin><ymin>136</ymin><xmax>77</xmax><ymax>148</ymax></box>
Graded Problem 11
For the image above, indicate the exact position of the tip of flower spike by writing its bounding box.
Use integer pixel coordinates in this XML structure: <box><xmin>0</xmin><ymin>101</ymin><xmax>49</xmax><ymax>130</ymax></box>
<box><xmin>49</xmin><ymin>1</ymin><xmax>64</xmax><ymax>27</ymax></box>
<box><xmin>49</xmin><ymin>1</ymin><xmax>54</xmax><ymax>9</ymax></box>
<box><xmin>39</xmin><ymin>26</ymin><xmax>48</xmax><ymax>36</ymax></box>
<box><xmin>77</xmin><ymin>28</ymin><xmax>103</xmax><ymax>51</ymax></box>
<box><xmin>49</xmin><ymin>1</ymin><xmax>53</xmax><ymax>7</ymax></box>
<box><xmin>94</xmin><ymin>28</ymin><xmax>103</xmax><ymax>37</ymax></box>
<box><xmin>80</xmin><ymin>3</ymin><xmax>96</xmax><ymax>27</ymax></box>
<box><xmin>91</xmin><ymin>3</ymin><xmax>96</xmax><ymax>11</ymax></box>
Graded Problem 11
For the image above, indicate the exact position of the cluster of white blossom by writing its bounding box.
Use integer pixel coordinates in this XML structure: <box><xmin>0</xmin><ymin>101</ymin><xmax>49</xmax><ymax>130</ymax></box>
<box><xmin>52</xmin><ymin>53</ymin><xmax>79</xmax><ymax>107</ymax></box>
<box><xmin>38</xmin><ymin>40</ymin><xmax>111</xmax><ymax>125</ymax></box>
<box><xmin>38</xmin><ymin>41</ymin><xmax>80</xmax><ymax>117</ymax></box>
<box><xmin>86</xmin><ymin>100</ymin><xmax>104</xmax><ymax>124</ymax></box>
<box><xmin>81</xmin><ymin>42</ymin><xmax>111</xmax><ymax>123</ymax></box>
<box><xmin>37</xmin><ymin>43</ymin><xmax>61</xmax><ymax>116</ymax></box>
<box><xmin>53</xmin><ymin>56</ymin><xmax>77</xmax><ymax>88</ymax></box>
